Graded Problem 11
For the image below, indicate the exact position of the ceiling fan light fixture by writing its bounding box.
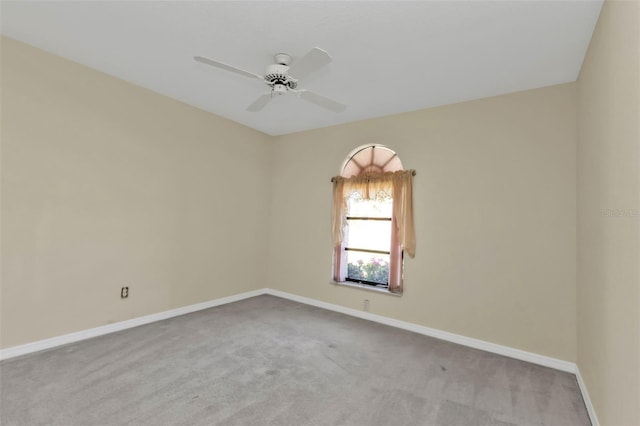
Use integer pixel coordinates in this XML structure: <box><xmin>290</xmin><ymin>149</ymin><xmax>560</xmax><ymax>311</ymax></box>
<box><xmin>272</xmin><ymin>84</ymin><xmax>288</xmax><ymax>96</ymax></box>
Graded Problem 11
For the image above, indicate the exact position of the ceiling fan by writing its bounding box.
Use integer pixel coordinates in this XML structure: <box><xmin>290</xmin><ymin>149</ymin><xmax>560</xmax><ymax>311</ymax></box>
<box><xmin>194</xmin><ymin>47</ymin><xmax>346</xmax><ymax>113</ymax></box>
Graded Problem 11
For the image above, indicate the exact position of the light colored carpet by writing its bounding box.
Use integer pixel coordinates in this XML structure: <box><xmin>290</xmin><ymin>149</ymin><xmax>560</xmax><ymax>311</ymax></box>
<box><xmin>0</xmin><ymin>295</ymin><xmax>590</xmax><ymax>425</ymax></box>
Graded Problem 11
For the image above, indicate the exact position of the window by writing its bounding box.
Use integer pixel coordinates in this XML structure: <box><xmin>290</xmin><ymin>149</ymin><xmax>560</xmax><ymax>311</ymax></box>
<box><xmin>331</xmin><ymin>145</ymin><xmax>415</xmax><ymax>294</ymax></box>
<box><xmin>345</xmin><ymin>191</ymin><xmax>394</xmax><ymax>287</ymax></box>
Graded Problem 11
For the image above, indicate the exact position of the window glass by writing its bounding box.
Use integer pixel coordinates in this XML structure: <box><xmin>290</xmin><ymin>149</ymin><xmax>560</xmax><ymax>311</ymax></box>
<box><xmin>342</xmin><ymin>161</ymin><xmax>361</xmax><ymax>178</ymax></box>
<box><xmin>373</xmin><ymin>149</ymin><xmax>395</xmax><ymax>168</ymax></box>
<box><xmin>383</xmin><ymin>156</ymin><xmax>403</xmax><ymax>172</ymax></box>
<box><xmin>342</xmin><ymin>146</ymin><xmax>403</xmax><ymax>177</ymax></box>
<box><xmin>347</xmin><ymin>192</ymin><xmax>392</xmax><ymax>218</ymax></box>
<box><xmin>345</xmin><ymin>220</ymin><xmax>391</xmax><ymax>252</ymax></box>
<box><xmin>344</xmin><ymin>192</ymin><xmax>393</xmax><ymax>286</ymax></box>
<box><xmin>346</xmin><ymin>253</ymin><xmax>390</xmax><ymax>286</ymax></box>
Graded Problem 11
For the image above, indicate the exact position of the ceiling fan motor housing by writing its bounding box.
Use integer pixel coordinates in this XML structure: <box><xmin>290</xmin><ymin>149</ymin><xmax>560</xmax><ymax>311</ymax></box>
<box><xmin>264</xmin><ymin>64</ymin><xmax>298</xmax><ymax>90</ymax></box>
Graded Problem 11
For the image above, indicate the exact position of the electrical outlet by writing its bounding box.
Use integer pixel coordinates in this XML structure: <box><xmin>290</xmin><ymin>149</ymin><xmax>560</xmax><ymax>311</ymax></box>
<box><xmin>363</xmin><ymin>299</ymin><xmax>370</xmax><ymax>312</ymax></box>
<box><xmin>121</xmin><ymin>286</ymin><xmax>129</xmax><ymax>299</ymax></box>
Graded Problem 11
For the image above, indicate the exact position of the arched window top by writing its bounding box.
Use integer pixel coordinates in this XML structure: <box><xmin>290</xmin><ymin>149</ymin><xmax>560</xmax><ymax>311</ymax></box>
<box><xmin>341</xmin><ymin>145</ymin><xmax>403</xmax><ymax>178</ymax></box>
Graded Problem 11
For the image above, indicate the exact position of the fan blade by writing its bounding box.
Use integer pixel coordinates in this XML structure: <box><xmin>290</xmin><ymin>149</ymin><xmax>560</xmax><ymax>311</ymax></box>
<box><xmin>288</xmin><ymin>47</ymin><xmax>332</xmax><ymax>80</ymax></box>
<box><xmin>299</xmin><ymin>90</ymin><xmax>346</xmax><ymax>112</ymax></box>
<box><xmin>246</xmin><ymin>93</ymin><xmax>272</xmax><ymax>112</ymax></box>
<box><xmin>194</xmin><ymin>56</ymin><xmax>262</xmax><ymax>80</ymax></box>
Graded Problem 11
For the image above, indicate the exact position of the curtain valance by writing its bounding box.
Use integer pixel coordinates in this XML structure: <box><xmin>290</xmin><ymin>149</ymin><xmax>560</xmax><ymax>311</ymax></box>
<box><xmin>331</xmin><ymin>170</ymin><xmax>416</xmax><ymax>258</ymax></box>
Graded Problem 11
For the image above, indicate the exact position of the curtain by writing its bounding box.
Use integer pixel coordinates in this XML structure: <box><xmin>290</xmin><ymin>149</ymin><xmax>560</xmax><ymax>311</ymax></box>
<box><xmin>391</xmin><ymin>170</ymin><xmax>416</xmax><ymax>258</ymax></box>
<box><xmin>331</xmin><ymin>170</ymin><xmax>416</xmax><ymax>285</ymax></box>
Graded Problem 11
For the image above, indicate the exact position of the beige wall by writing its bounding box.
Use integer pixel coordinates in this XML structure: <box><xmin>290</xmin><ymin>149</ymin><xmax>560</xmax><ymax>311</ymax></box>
<box><xmin>0</xmin><ymin>37</ymin><xmax>272</xmax><ymax>348</ymax></box>
<box><xmin>268</xmin><ymin>84</ymin><xmax>578</xmax><ymax>362</ymax></box>
<box><xmin>577</xmin><ymin>0</ymin><xmax>640</xmax><ymax>424</ymax></box>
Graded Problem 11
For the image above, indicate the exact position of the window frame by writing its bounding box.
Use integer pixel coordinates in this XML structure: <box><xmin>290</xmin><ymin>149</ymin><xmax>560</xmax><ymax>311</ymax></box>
<box><xmin>344</xmin><ymin>214</ymin><xmax>393</xmax><ymax>288</ymax></box>
<box><xmin>332</xmin><ymin>145</ymin><xmax>405</xmax><ymax>294</ymax></box>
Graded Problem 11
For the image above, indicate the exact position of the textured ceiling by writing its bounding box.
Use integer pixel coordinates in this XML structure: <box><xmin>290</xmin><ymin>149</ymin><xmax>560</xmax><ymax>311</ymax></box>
<box><xmin>1</xmin><ymin>1</ymin><xmax>602</xmax><ymax>136</ymax></box>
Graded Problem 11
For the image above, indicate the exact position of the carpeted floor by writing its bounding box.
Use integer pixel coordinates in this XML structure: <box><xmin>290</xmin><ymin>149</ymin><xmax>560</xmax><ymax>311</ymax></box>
<box><xmin>0</xmin><ymin>295</ymin><xmax>590</xmax><ymax>425</ymax></box>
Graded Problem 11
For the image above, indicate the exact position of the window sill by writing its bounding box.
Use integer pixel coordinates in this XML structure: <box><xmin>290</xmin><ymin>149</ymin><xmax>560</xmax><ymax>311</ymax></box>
<box><xmin>330</xmin><ymin>281</ymin><xmax>402</xmax><ymax>297</ymax></box>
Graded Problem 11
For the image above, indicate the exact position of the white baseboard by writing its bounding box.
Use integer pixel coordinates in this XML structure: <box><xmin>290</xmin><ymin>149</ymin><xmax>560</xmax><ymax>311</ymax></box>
<box><xmin>2</xmin><ymin>287</ymin><xmax>577</xmax><ymax>373</ymax></box>
<box><xmin>0</xmin><ymin>289</ymin><xmax>265</xmax><ymax>361</ymax></box>
<box><xmin>575</xmin><ymin>366</ymin><xmax>600</xmax><ymax>426</ymax></box>
<box><xmin>0</xmin><ymin>287</ymin><xmax>596</xmax><ymax>425</ymax></box>
<box><xmin>265</xmin><ymin>289</ymin><xmax>576</xmax><ymax>373</ymax></box>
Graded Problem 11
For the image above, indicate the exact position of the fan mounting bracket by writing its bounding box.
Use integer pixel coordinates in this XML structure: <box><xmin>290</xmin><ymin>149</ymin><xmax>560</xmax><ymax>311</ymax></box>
<box><xmin>274</xmin><ymin>53</ymin><xmax>292</xmax><ymax>66</ymax></box>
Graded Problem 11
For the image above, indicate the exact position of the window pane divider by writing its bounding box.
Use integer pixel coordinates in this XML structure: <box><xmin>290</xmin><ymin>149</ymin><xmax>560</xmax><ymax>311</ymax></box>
<box><xmin>344</xmin><ymin>247</ymin><xmax>391</xmax><ymax>255</ymax></box>
<box><xmin>346</xmin><ymin>216</ymin><xmax>392</xmax><ymax>221</ymax></box>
